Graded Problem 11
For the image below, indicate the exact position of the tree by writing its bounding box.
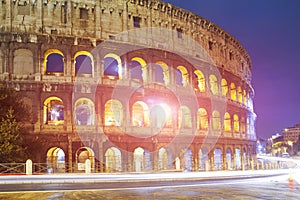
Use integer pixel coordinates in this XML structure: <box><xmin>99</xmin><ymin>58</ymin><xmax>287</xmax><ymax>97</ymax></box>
<box><xmin>0</xmin><ymin>108</ymin><xmax>28</xmax><ymax>162</ymax></box>
<box><xmin>0</xmin><ymin>85</ymin><xmax>31</xmax><ymax>163</ymax></box>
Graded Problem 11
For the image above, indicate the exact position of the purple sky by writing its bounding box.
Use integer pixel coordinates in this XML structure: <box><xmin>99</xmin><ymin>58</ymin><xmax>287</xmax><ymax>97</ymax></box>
<box><xmin>164</xmin><ymin>0</ymin><xmax>300</xmax><ymax>139</ymax></box>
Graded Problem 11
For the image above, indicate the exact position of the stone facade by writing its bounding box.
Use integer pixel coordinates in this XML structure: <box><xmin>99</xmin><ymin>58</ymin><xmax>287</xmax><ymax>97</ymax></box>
<box><xmin>0</xmin><ymin>0</ymin><xmax>256</xmax><ymax>173</ymax></box>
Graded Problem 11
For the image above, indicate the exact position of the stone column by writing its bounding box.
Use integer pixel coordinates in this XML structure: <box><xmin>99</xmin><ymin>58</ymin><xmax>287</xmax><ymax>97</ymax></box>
<box><xmin>209</xmin><ymin>151</ymin><xmax>214</xmax><ymax>171</ymax></box>
<box><xmin>68</xmin><ymin>138</ymin><xmax>73</xmax><ymax>172</ymax></box>
<box><xmin>193</xmin><ymin>151</ymin><xmax>199</xmax><ymax>172</ymax></box>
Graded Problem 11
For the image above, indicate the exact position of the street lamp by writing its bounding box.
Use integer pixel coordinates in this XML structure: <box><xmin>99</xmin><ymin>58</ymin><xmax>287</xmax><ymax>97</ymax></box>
<box><xmin>287</xmin><ymin>140</ymin><xmax>293</xmax><ymax>156</ymax></box>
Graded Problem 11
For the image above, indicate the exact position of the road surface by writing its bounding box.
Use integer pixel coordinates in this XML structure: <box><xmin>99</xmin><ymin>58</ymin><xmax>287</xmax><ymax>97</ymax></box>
<box><xmin>0</xmin><ymin>170</ymin><xmax>299</xmax><ymax>199</ymax></box>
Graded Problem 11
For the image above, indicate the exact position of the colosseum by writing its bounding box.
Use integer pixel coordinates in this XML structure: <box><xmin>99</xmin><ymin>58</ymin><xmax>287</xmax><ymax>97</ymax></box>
<box><xmin>0</xmin><ymin>0</ymin><xmax>256</xmax><ymax>173</ymax></box>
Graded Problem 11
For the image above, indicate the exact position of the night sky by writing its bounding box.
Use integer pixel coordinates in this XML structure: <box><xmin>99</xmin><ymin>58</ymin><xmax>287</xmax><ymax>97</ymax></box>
<box><xmin>164</xmin><ymin>0</ymin><xmax>300</xmax><ymax>139</ymax></box>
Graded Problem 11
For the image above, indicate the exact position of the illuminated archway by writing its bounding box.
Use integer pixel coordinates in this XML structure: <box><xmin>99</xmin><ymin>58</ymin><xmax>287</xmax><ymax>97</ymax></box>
<box><xmin>230</xmin><ymin>83</ymin><xmax>237</xmax><ymax>101</ymax></box>
<box><xmin>150</xmin><ymin>104</ymin><xmax>172</xmax><ymax>128</ymax></box>
<box><xmin>176</xmin><ymin>66</ymin><xmax>188</xmax><ymax>86</ymax></box>
<box><xmin>130</xmin><ymin>57</ymin><xmax>147</xmax><ymax>81</ymax></box>
<box><xmin>181</xmin><ymin>148</ymin><xmax>192</xmax><ymax>171</ymax></box>
<box><xmin>242</xmin><ymin>148</ymin><xmax>247</xmax><ymax>170</ymax></box>
<box><xmin>155</xmin><ymin>61</ymin><xmax>169</xmax><ymax>85</ymax></box>
<box><xmin>74</xmin><ymin>98</ymin><xmax>95</xmax><ymax>125</ymax></box>
<box><xmin>238</xmin><ymin>86</ymin><xmax>243</xmax><ymax>103</ymax></box>
<box><xmin>44</xmin><ymin>49</ymin><xmax>64</xmax><ymax>75</ymax></box>
<box><xmin>224</xmin><ymin>112</ymin><xmax>231</xmax><ymax>132</ymax></box>
<box><xmin>74</xmin><ymin>51</ymin><xmax>93</xmax><ymax>76</ymax></box>
<box><xmin>243</xmin><ymin>90</ymin><xmax>247</xmax><ymax>106</ymax></box>
<box><xmin>214</xmin><ymin>148</ymin><xmax>222</xmax><ymax>170</ymax></box>
<box><xmin>233</xmin><ymin>114</ymin><xmax>240</xmax><ymax>133</ymax></box>
<box><xmin>105</xmin><ymin>147</ymin><xmax>122</xmax><ymax>172</ymax></box>
<box><xmin>43</xmin><ymin>97</ymin><xmax>64</xmax><ymax>125</ymax></box>
<box><xmin>194</xmin><ymin>70</ymin><xmax>205</xmax><ymax>92</ymax></box>
<box><xmin>133</xmin><ymin>147</ymin><xmax>151</xmax><ymax>172</ymax></box>
<box><xmin>104</xmin><ymin>53</ymin><xmax>122</xmax><ymax>79</ymax></box>
<box><xmin>226</xmin><ymin>148</ymin><xmax>233</xmax><ymax>170</ymax></box>
<box><xmin>209</xmin><ymin>74</ymin><xmax>219</xmax><ymax>95</ymax></box>
<box><xmin>221</xmin><ymin>78</ymin><xmax>228</xmax><ymax>96</ymax></box>
<box><xmin>212</xmin><ymin>110</ymin><xmax>221</xmax><ymax>131</ymax></box>
<box><xmin>104</xmin><ymin>99</ymin><xmax>123</xmax><ymax>126</ymax></box>
<box><xmin>132</xmin><ymin>101</ymin><xmax>150</xmax><ymax>127</ymax></box>
<box><xmin>178</xmin><ymin>106</ymin><xmax>192</xmax><ymax>129</ymax></box>
<box><xmin>76</xmin><ymin>147</ymin><xmax>95</xmax><ymax>171</ymax></box>
<box><xmin>241</xmin><ymin>117</ymin><xmax>246</xmax><ymax>135</ymax></box>
<box><xmin>46</xmin><ymin>147</ymin><xmax>65</xmax><ymax>173</ymax></box>
<box><xmin>235</xmin><ymin>148</ymin><xmax>241</xmax><ymax>170</ymax></box>
<box><xmin>199</xmin><ymin>147</ymin><xmax>209</xmax><ymax>171</ymax></box>
<box><xmin>197</xmin><ymin>108</ymin><xmax>208</xmax><ymax>130</ymax></box>
<box><xmin>158</xmin><ymin>148</ymin><xmax>171</xmax><ymax>170</ymax></box>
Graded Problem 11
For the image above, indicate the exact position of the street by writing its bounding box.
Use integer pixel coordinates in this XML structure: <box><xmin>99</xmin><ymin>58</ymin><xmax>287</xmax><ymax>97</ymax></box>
<box><xmin>0</xmin><ymin>170</ymin><xmax>299</xmax><ymax>199</ymax></box>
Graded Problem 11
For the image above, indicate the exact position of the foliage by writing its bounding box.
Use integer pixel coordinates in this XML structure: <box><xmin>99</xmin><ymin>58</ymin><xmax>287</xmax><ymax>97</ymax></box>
<box><xmin>0</xmin><ymin>85</ymin><xmax>31</xmax><ymax>163</ymax></box>
<box><xmin>0</xmin><ymin>85</ymin><xmax>30</xmax><ymax>123</ymax></box>
<box><xmin>0</xmin><ymin>108</ymin><xmax>28</xmax><ymax>163</ymax></box>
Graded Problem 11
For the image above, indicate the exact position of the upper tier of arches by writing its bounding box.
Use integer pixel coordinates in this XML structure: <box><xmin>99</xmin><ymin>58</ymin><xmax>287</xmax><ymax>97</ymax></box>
<box><xmin>1</xmin><ymin>47</ymin><xmax>254</xmax><ymax>111</ymax></box>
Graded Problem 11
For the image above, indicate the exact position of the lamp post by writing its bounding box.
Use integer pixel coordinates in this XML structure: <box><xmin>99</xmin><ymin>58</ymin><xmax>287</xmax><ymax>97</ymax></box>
<box><xmin>287</xmin><ymin>140</ymin><xmax>293</xmax><ymax>156</ymax></box>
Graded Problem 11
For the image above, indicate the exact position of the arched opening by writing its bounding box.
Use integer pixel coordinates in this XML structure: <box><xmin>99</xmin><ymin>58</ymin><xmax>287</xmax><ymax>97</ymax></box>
<box><xmin>243</xmin><ymin>148</ymin><xmax>247</xmax><ymax>170</ymax></box>
<box><xmin>221</xmin><ymin>78</ymin><xmax>228</xmax><ymax>96</ymax></box>
<box><xmin>44</xmin><ymin>49</ymin><xmax>64</xmax><ymax>75</ymax></box>
<box><xmin>105</xmin><ymin>147</ymin><xmax>122</xmax><ymax>172</ymax></box>
<box><xmin>43</xmin><ymin>97</ymin><xmax>64</xmax><ymax>125</ymax></box>
<box><xmin>132</xmin><ymin>101</ymin><xmax>150</xmax><ymax>127</ymax></box>
<box><xmin>155</xmin><ymin>61</ymin><xmax>169</xmax><ymax>85</ymax></box>
<box><xmin>197</xmin><ymin>108</ymin><xmax>208</xmax><ymax>130</ymax></box>
<box><xmin>199</xmin><ymin>147</ymin><xmax>209</xmax><ymax>171</ymax></box>
<box><xmin>212</xmin><ymin>110</ymin><xmax>221</xmax><ymax>131</ymax></box>
<box><xmin>180</xmin><ymin>148</ymin><xmax>192</xmax><ymax>171</ymax></box>
<box><xmin>158</xmin><ymin>148</ymin><xmax>170</xmax><ymax>170</ymax></box>
<box><xmin>241</xmin><ymin>117</ymin><xmax>246</xmax><ymax>135</ymax></box>
<box><xmin>74</xmin><ymin>51</ymin><xmax>93</xmax><ymax>76</ymax></box>
<box><xmin>178</xmin><ymin>106</ymin><xmax>192</xmax><ymax>129</ymax></box>
<box><xmin>150</xmin><ymin>104</ymin><xmax>172</xmax><ymax>128</ymax></box>
<box><xmin>224</xmin><ymin>112</ymin><xmax>231</xmax><ymax>132</ymax></box>
<box><xmin>104</xmin><ymin>53</ymin><xmax>122</xmax><ymax>78</ymax></box>
<box><xmin>176</xmin><ymin>66</ymin><xmax>188</xmax><ymax>86</ymax></box>
<box><xmin>226</xmin><ymin>148</ymin><xmax>232</xmax><ymax>170</ymax></box>
<box><xmin>235</xmin><ymin>148</ymin><xmax>241</xmax><ymax>170</ymax></box>
<box><xmin>209</xmin><ymin>74</ymin><xmax>219</xmax><ymax>95</ymax></box>
<box><xmin>133</xmin><ymin>147</ymin><xmax>151</xmax><ymax>172</ymax></box>
<box><xmin>104</xmin><ymin>99</ymin><xmax>123</xmax><ymax>126</ymax></box>
<box><xmin>238</xmin><ymin>86</ymin><xmax>243</xmax><ymax>103</ymax></box>
<box><xmin>175</xmin><ymin>157</ymin><xmax>181</xmax><ymax>170</ymax></box>
<box><xmin>129</xmin><ymin>59</ymin><xmax>143</xmax><ymax>80</ymax></box>
<box><xmin>194</xmin><ymin>70</ymin><xmax>205</xmax><ymax>92</ymax></box>
<box><xmin>131</xmin><ymin>57</ymin><xmax>147</xmax><ymax>82</ymax></box>
<box><xmin>243</xmin><ymin>90</ymin><xmax>247</xmax><ymax>105</ymax></box>
<box><xmin>233</xmin><ymin>114</ymin><xmax>240</xmax><ymax>133</ymax></box>
<box><xmin>13</xmin><ymin>49</ymin><xmax>34</xmax><ymax>75</ymax></box>
<box><xmin>214</xmin><ymin>148</ymin><xmax>222</xmax><ymax>170</ymax></box>
<box><xmin>76</xmin><ymin>147</ymin><xmax>95</xmax><ymax>172</ymax></box>
<box><xmin>74</xmin><ymin>98</ymin><xmax>95</xmax><ymax>125</ymax></box>
<box><xmin>230</xmin><ymin>83</ymin><xmax>237</xmax><ymax>101</ymax></box>
<box><xmin>46</xmin><ymin>147</ymin><xmax>65</xmax><ymax>173</ymax></box>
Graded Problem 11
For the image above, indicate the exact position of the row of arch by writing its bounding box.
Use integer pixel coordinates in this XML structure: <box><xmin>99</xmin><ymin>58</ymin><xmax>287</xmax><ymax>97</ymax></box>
<box><xmin>8</xmin><ymin>48</ymin><xmax>253</xmax><ymax>109</ymax></box>
<box><xmin>47</xmin><ymin>145</ymin><xmax>251</xmax><ymax>173</ymax></box>
<box><xmin>44</xmin><ymin>96</ymin><xmax>255</xmax><ymax>135</ymax></box>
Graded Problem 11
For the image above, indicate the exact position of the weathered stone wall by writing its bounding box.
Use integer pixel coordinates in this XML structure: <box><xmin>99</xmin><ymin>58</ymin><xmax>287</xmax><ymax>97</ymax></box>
<box><xmin>0</xmin><ymin>0</ymin><xmax>252</xmax><ymax>87</ymax></box>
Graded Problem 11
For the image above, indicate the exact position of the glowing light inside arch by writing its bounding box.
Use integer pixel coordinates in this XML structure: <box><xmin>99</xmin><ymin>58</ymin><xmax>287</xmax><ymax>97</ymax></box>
<box><xmin>104</xmin><ymin>53</ymin><xmax>122</xmax><ymax>79</ymax></box>
<box><xmin>131</xmin><ymin>57</ymin><xmax>147</xmax><ymax>82</ymax></box>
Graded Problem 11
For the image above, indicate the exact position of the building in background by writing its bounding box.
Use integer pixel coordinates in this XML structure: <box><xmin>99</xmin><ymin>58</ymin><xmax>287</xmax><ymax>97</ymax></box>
<box><xmin>0</xmin><ymin>0</ymin><xmax>256</xmax><ymax>172</ymax></box>
<box><xmin>283</xmin><ymin>124</ymin><xmax>300</xmax><ymax>143</ymax></box>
